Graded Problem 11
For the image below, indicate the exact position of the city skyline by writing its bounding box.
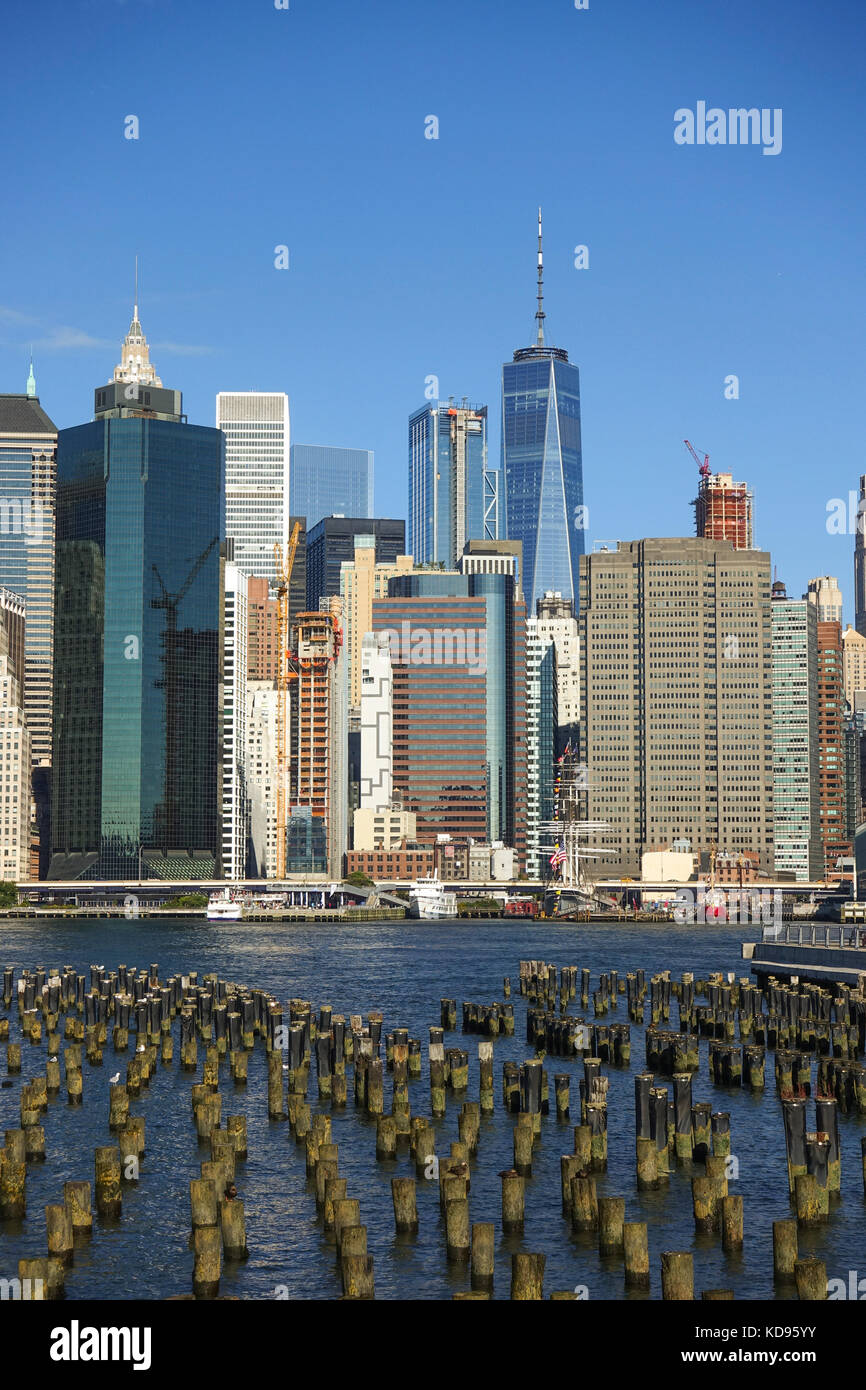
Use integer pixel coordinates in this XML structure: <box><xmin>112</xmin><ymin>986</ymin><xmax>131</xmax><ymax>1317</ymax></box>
<box><xmin>1</xmin><ymin>0</ymin><xmax>862</xmax><ymax>618</ymax></box>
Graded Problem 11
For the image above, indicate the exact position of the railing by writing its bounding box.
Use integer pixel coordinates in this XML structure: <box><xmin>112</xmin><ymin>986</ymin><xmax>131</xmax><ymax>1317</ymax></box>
<box><xmin>760</xmin><ymin>922</ymin><xmax>866</xmax><ymax>949</ymax></box>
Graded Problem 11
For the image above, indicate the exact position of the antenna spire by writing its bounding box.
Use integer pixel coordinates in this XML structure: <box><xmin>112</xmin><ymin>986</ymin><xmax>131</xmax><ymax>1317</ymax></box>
<box><xmin>134</xmin><ymin>255</ymin><xmax>139</xmax><ymax>322</ymax></box>
<box><xmin>535</xmin><ymin>207</ymin><xmax>545</xmax><ymax>346</ymax></box>
<box><xmin>26</xmin><ymin>347</ymin><xmax>36</xmax><ymax>399</ymax></box>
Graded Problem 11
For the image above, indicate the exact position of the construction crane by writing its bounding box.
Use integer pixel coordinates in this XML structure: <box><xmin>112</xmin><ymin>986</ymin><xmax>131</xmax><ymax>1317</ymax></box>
<box><xmin>684</xmin><ymin>439</ymin><xmax>711</xmax><ymax>479</ymax></box>
<box><xmin>273</xmin><ymin>522</ymin><xmax>301</xmax><ymax>879</ymax></box>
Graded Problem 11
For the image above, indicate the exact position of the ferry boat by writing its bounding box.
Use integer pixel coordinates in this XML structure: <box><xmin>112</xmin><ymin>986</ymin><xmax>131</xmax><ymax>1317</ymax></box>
<box><xmin>408</xmin><ymin>876</ymin><xmax>457</xmax><ymax>920</ymax></box>
<box><xmin>207</xmin><ymin>890</ymin><xmax>242</xmax><ymax>922</ymax></box>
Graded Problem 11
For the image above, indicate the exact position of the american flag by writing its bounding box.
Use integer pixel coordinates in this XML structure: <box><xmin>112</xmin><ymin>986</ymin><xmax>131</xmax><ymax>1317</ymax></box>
<box><xmin>549</xmin><ymin>847</ymin><xmax>567</xmax><ymax>867</ymax></box>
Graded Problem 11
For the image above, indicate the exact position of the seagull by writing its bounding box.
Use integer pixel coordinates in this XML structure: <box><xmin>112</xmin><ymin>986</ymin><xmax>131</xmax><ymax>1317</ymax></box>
<box><xmin>137</xmin><ymin>1044</ymin><xmax>146</xmax><ymax>1053</ymax></box>
<box><xmin>109</xmin><ymin>1072</ymin><xmax>120</xmax><ymax>1084</ymax></box>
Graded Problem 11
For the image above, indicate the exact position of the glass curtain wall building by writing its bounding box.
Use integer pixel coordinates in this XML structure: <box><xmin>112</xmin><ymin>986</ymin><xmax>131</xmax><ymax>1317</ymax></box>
<box><xmin>51</xmin><ymin>315</ymin><xmax>224</xmax><ymax>880</ymax></box>
<box><xmin>290</xmin><ymin>444</ymin><xmax>373</xmax><ymax>530</ymax></box>
<box><xmin>502</xmin><ymin>213</ymin><xmax>584</xmax><ymax>609</ymax></box>
<box><xmin>408</xmin><ymin>402</ymin><xmax>498</xmax><ymax>567</ymax></box>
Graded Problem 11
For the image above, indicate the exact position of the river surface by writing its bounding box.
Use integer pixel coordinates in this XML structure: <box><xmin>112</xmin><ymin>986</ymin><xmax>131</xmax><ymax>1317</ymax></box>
<box><xmin>0</xmin><ymin>916</ymin><xmax>862</xmax><ymax>1300</ymax></box>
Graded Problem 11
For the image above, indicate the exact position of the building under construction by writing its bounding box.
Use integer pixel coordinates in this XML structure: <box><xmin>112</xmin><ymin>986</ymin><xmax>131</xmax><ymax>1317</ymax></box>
<box><xmin>694</xmin><ymin>472</ymin><xmax>754</xmax><ymax>550</ymax></box>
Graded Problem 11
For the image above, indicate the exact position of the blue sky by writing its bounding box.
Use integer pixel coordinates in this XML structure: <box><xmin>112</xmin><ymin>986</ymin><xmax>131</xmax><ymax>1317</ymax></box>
<box><xmin>2</xmin><ymin>0</ymin><xmax>864</xmax><ymax>614</ymax></box>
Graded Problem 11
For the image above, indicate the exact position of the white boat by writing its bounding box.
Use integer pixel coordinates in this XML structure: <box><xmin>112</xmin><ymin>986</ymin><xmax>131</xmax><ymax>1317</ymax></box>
<box><xmin>408</xmin><ymin>876</ymin><xmax>457</xmax><ymax>920</ymax></box>
<box><xmin>207</xmin><ymin>890</ymin><xmax>242</xmax><ymax>921</ymax></box>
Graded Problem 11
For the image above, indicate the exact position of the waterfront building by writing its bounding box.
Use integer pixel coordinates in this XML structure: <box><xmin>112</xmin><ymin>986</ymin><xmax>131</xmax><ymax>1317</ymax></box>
<box><xmin>344</xmin><ymin>845</ymin><xmax>434</xmax><ymax>880</ymax></box>
<box><xmin>222</xmin><ymin>562</ymin><xmax>249</xmax><ymax>880</ymax></box>
<box><xmin>306</xmin><ymin>516</ymin><xmax>405</xmax><ymax>612</ymax></box>
<box><xmin>289</xmin><ymin>602</ymin><xmax>348</xmax><ymax>876</ymax></box>
<box><xmin>408</xmin><ymin>400</ymin><xmax>497</xmax><ymax>568</ymax></box>
<box><xmin>535</xmin><ymin>590</ymin><xmax>580</xmax><ymax>751</ymax></box>
<box><xmin>817</xmin><ymin>619</ymin><xmax>851</xmax><ymax>877</ymax></box>
<box><xmin>770</xmin><ymin>582</ymin><xmax>823</xmax><ymax>880</ymax></box>
<box><xmin>290</xmin><ymin>444</ymin><xmax>373</xmax><ymax>529</ymax></box>
<box><xmin>502</xmin><ymin>212</ymin><xmax>584</xmax><ymax>608</ymax></box>
<box><xmin>352</xmin><ymin>807</ymin><xmax>417</xmax><ymax>851</ymax></box>
<box><xmin>372</xmin><ymin>570</ymin><xmax>526</xmax><ymax>864</ymax></box>
<box><xmin>359</xmin><ymin>631</ymin><xmax>393</xmax><ymax>809</ymax></box>
<box><xmin>340</xmin><ymin>538</ymin><xmax>414</xmax><ymax>711</ymax></box>
<box><xmin>0</xmin><ymin>383</ymin><xmax>58</xmax><ymax>874</ymax></box>
<box><xmin>246</xmin><ymin>680</ymin><xmax>280</xmax><ymax>878</ymax></box>
<box><xmin>578</xmin><ymin>538</ymin><xmax>774</xmax><ymax>877</ymax></box>
<box><xmin>217</xmin><ymin>392</ymin><xmax>290</xmax><ymax>585</ymax></box>
<box><xmin>856</xmin><ymin>475</ymin><xmax>866</xmax><ymax>638</ymax></box>
<box><xmin>51</xmin><ymin>307</ymin><xmax>224</xmax><ymax>880</ymax></box>
<box><xmin>0</xmin><ymin>651</ymin><xmax>31</xmax><ymax>881</ymax></box>
<box><xmin>525</xmin><ymin>618</ymin><xmax>557</xmax><ymax>877</ymax></box>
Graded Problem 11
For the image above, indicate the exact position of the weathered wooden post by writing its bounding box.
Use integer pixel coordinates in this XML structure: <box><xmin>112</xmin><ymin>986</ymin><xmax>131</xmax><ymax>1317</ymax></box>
<box><xmin>794</xmin><ymin>1258</ymin><xmax>827</xmax><ymax>1301</ymax></box>
<box><xmin>391</xmin><ymin>1177</ymin><xmax>418</xmax><ymax>1233</ymax></box>
<box><xmin>192</xmin><ymin>1226</ymin><xmax>220</xmax><ymax>1298</ymax></box>
<box><xmin>45</xmin><ymin>1204</ymin><xmax>74</xmax><ymax>1264</ymax></box>
<box><xmin>220</xmin><ymin>1196</ymin><xmax>248</xmax><ymax>1260</ymax></box>
<box><xmin>661</xmin><ymin>1251</ymin><xmax>693</xmax><ymax>1300</ymax></box>
<box><xmin>598</xmin><ymin>1196</ymin><xmax>625</xmax><ymax>1254</ymax></box>
<box><xmin>341</xmin><ymin>1253</ymin><xmax>374</xmax><ymax>1299</ymax></box>
<box><xmin>445</xmin><ymin>1197</ymin><xmax>470</xmax><ymax>1263</ymax></box>
<box><xmin>721</xmin><ymin>1194</ymin><xmax>743</xmax><ymax>1251</ymax></box>
<box><xmin>623</xmin><ymin>1222</ymin><xmax>650</xmax><ymax>1288</ymax></box>
<box><xmin>501</xmin><ymin>1169</ymin><xmax>525</xmax><ymax>1233</ymax></box>
<box><xmin>471</xmin><ymin>1222</ymin><xmax>495</xmax><ymax>1290</ymax></box>
<box><xmin>511</xmin><ymin>1252</ymin><xmax>545</xmax><ymax>1300</ymax></box>
<box><xmin>63</xmin><ymin>1180</ymin><xmax>92</xmax><ymax>1236</ymax></box>
<box><xmin>94</xmin><ymin>1146</ymin><xmax>122</xmax><ymax>1217</ymax></box>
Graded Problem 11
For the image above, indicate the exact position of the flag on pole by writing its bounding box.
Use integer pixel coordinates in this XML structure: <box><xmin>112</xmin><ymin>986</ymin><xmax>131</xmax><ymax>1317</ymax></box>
<box><xmin>549</xmin><ymin>847</ymin><xmax>567</xmax><ymax>867</ymax></box>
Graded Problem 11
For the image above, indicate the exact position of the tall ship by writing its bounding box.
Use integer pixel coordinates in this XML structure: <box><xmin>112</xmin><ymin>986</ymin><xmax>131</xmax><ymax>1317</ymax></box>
<box><xmin>541</xmin><ymin>746</ymin><xmax>617</xmax><ymax>918</ymax></box>
<box><xmin>408</xmin><ymin>874</ymin><xmax>458</xmax><ymax>921</ymax></box>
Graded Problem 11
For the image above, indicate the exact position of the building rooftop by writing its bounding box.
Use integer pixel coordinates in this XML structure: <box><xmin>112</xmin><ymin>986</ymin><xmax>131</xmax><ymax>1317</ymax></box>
<box><xmin>0</xmin><ymin>394</ymin><xmax>57</xmax><ymax>434</ymax></box>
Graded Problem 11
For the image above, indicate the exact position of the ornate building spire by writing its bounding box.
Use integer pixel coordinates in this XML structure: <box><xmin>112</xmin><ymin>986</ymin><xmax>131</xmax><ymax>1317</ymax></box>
<box><xmin>113</xmin><ymin>258</ymin><xmax>162</xmax><ymax>387</ymax></box>
<box><xmin>26</xmin><ymin>349</ymin><xmax>36</xmax><ymax>398</ymax></box>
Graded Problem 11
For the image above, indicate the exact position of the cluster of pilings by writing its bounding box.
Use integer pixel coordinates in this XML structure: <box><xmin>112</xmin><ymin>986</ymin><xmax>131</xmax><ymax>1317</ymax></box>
<box><xmin>4</xmin><ymin>950</ymin><xmax>866</xmax><ymax>1301</ymax></box>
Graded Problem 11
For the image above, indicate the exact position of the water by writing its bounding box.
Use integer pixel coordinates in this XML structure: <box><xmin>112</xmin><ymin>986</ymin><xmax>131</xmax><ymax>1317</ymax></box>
<box><xmin>0</xmin><ymin>916</ymin><xmax>862</xmax><ymax>1300</ymax></box>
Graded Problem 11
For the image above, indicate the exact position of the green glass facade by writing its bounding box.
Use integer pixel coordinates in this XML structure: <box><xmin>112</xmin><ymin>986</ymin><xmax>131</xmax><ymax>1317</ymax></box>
<box><xmin>50</xmin><ymin>416</ymin><xmax>224</xmax><ymax>880</ymax></box>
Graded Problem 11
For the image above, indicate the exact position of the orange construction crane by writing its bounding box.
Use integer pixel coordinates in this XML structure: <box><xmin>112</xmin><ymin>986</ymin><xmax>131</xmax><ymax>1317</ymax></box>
<box><xmin>684</xmin><ymin>439</ymin><xmax>711</xmax><ymax>479</ymax></box>
<box><xmin>273</xmin><ymin>521</ymin><xmax>301</xmax><ymax>879</ymax></box>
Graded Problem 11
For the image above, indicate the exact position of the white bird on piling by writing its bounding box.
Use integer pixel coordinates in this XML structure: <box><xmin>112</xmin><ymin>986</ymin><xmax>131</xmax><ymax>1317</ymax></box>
<box><xmin>109</xmin><ymin>1072</ymin><xmax>120</xmax><ymax>1084</ymax></box>
<box><xmin>137</xmin><ymin>1044</ymin><xmax>146</xmax><ymax>1053</ymax></box>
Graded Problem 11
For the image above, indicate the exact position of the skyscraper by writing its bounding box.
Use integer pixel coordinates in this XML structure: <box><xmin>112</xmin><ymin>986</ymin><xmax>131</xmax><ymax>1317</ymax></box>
<box><xmin>525</xmin><ymin>618</ymin><xmax>557</xmax><ymax>878</ymax></box>
<box><xmin>290</xmin><ymin>444</ymin><xmax>373</xmax><ymax>529</ymax></box>
<box><xmin>306</xmin><ymin>516</ymin><xmax>405</xmax><ymax>611</ymax></box>
<box><xmin>373</xmin><ymin>570</ymin><xmax>527</xmax><ymax>862</ymax></box>
<box><xmin>770</xmin><ymin>581</ymin><xmax>822</xmax><ymax>880</ymax></box>
<box><xmin>535</xmin><ymin>590</ymin><xmax>580</xmax><ymax>752</ymax></box>
<box><xmin>0</xmin><ymin>649</ymin><xmax>31</xmax><ymax>882</ymax></box>
<box><xmin>217</xmin><ymin>392</ymin><xmax>290</xmax><ymax>584</ymax></box>
<box><xmin>340</xmin><ymin>537</ymin><xmax>414</xmax><ymax>710</ymax></box>
<box><xmin>855</xmin><ymin>474</ymin><xmax>866</xmax><ymax>638</ymax></box>
<box><xmin>0</xmin><ymin>381</ymin><xmax>58</xmax><ymax>874</ymax></box>
<box><xmin>817</xmin><ymin>619</ymin><xmax>850</xmax><ymax>877</ymax></box>
<box><xmin>694</xmin><ymin>472</ymin><xmax>754</xmax><ymax>549</ymax></box>
<box><xmin>579</xmin><ymin>539</ymin><xmax>774</xmax><ymax>876</ymax></box>
<box><xmin>408</xmin><ymin>401</ymin><xmax>497</xmax><ymax>567</ymax></box>
<box><xmin>222</xmin><ymin>562</ymin><xmax>249</xmax><ymax>879</ymax></box>
<box><xmin>806</xmin><ymin>575</ymin><xmax>843</xmax><ymax>624</ymax></box>
<box><xmin>51</xmin><ymin>304</ymin><xmax>224</xmax><ymax>880</ymax></box>
<box><xmin>502</xmin><ymin>212</ymin><xmax>584</xmax><ymax>609</ymax></box>
<box><xmin>289</xmin><ymin>602</ymin><xmax>348</xmax><ymax>876</ymax></box>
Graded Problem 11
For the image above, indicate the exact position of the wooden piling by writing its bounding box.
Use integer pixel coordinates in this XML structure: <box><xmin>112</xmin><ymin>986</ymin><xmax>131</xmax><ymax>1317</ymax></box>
<box><xmin>45</xmin><ymin>1204</ymin><xmax>74</xmax><ymax>1264</ymax></box>
<box><xmin>501</xmin><ymin>1169</ymin><xmax>525</xmax><ymax>1233</ymax></box>
<box><xmin>598</xmin><ymin>1196</ymin><xmax>625</xmax><ymax>1254</ymax></box>
<box><xmin>192</xmin><ymin>1225</ymin><xmax>220</xmax><ymax>1298</ymax></box>
<box><xmin>772</xmin><ymin>1218</ymin><xmax>798</xmax><ymax>1282</ymax></box>
<box><xmin>721</xmin><ymin>1194</ymin><xmax>743</xmax><ymax>1251</ymax></box>
<box><xmin>63</xmin><ymin>1180</ymin><xmax>92</xmax><ymax>1234</ymax></box>
<box><xmin>471</xmin><ymin>1222</ymin><xmax>495</xmax><ymax>1290</ymax></box>
<box><xmin>623</xmin><ymin>1222</ymin><xmax>650</xmax><ymax>1288</ymax></box>
<box><xmin>511</xmin><ymin>1252</ymin><xmax>545</xmax><ymax>1300</ymax></box>
<box><xmin>570</xmin><ymin>1174</ymin><xmax>598</xmax><ymax>1232</ymax></box>
<box><xmin>445</xmin><ymin>1196</ymin><xmax>470</xmax><ymax>1262</ymax></box>
<box><xmin>94</xmin><ymin>1146</ymin><xmax>122</xmax><ymax>1217</ymax></box>
<box><xmin>341</xmin><ymin>1253</ymin><xmax>374</xmax><ymax>1299</ymax></box>
<box><xmin>794</xmin><ymin>1257</ymin><xmax>827</xmax><ymax>1300</ymax></box>
<box><xmin>391</xmin><ymin>1177</ymin><xmax>418</xmax><ymax>1233</ymax></box>
<box><xmin>661</xmin><ymin>1251</ymin><xmax>694</xmax><ymax>1300</ymax></box>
